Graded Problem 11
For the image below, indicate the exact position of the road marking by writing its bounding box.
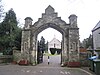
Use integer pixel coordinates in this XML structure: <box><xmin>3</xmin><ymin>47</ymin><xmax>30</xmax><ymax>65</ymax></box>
<box><xmin>65</xmin><ymin>71</ymin><xmax>71</xmax><ymax>75</ymax></box>
<box><xmin>79</xmin><ymin>68</ymin><xmax>93</xmax><ymax>75</ymax></box>
<box><xmin>65</xmin><ymin>72</ymin><xmax>68</xmax><ymax>74</ymax></box>
<box><xmin>60</xmin><ymin>71</ymin><xmax>64</xmax><ymax>74</ymax></box>
<box><xmin>21</xmin><ymin>69</ymin><xmax>25</xmax><ymax>72</ymax></box>
<box><xmin>26</xmin><ymin>70</ymin><xmax>30</xmax><ymax>73</ymax></box>
<box><xmin>67</xmin><ymin>72</ymin><xmax>71</xmax><ymax>74</ymax></box>
<box><xmin>60</xmin><ymin>71</ymin><xmax>71</xmax><ymax>75</ymax></box>
<box><xmin>40</xmin><ymin>70</ymin><xmax>43</xmax><ymax>72</ymax></box>
<box><xmin>20</xmin><ymin>66</ymin><xmax>93</xmax><ymax>75</ymax></box>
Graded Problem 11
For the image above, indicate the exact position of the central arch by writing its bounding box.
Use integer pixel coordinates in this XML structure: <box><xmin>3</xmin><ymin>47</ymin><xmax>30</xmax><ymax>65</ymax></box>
<box><xmin>21</xmin><ymin>5</ymin><xmax>80</xmax><ymax>66</ymax></box>
<box><xmin>30</xmin><ymin>19</ymin><xmax>68</xmax><ymax>65</ymax></box>
<box><xmin>33</xmin><ymin>23</ymin><xmax>66</xmax><ymax>64</ymax></box>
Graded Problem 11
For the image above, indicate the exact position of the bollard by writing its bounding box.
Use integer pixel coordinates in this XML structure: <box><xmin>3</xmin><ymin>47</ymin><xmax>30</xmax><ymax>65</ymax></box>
<box><xmin>48</xmin><ymin>56</ymin><xmax>50</xmax><ymax>65</ymax></box>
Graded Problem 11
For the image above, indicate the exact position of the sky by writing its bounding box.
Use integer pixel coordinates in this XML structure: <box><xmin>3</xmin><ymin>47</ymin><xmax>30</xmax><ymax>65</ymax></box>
<box><xmin>2</xmin><ymin>0</ymin><xmax>100</xmax><ymax>42</ymax></box>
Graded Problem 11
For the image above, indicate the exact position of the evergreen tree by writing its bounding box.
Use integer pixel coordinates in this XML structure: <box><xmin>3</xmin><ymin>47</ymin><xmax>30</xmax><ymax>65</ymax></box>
<box><xmin>0</xmin><ymin>8</ymin><xmax>21</xmax><ymax>54</ymax></box>
<box><xmin>45</xmin><ymin>41</ymin><xmax>48</xmax><ymax>53</ymax></box>
<box><xmin>14</xmin><ymin>27</ymin><xmax>22</xmax><ymax>50</ymax></box>
<box><xmin>81</xmin><ymin>34</ymin><xmax>93</xmax><ymax>49</ymax></box>
<box><xmin>40</xmin><ymin>36</ymin><xmax>45</xmax><ymax>53</ymax></box>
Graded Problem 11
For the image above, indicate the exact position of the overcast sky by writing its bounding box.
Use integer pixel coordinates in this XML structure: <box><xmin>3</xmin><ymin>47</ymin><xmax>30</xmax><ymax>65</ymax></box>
<box><xmin>2</xmin><ymin>0</ymin><xmax>100</xmax><ymax>42</ymax></box>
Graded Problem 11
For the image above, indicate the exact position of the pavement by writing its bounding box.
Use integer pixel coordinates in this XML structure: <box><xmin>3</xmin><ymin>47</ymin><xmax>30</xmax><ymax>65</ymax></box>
<box><xmin>0</xmin><ymin>55</ymin><xmax>96</xmax><ymax>75</ymax></box>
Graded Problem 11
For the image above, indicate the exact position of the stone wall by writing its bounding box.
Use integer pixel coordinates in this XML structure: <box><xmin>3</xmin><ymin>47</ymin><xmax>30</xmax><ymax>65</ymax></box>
<box><xmin>0</xmin><ymin>55</ymin><xmax>13</xmax><ymax>63</ymax></box>
<box><xmin>13</xmin><ymin>50</ymin><xmax>21</xmax><ymax>63</ymax></box>
<box><xmin>79</xmin><ymin>48</ymin><xmax>90</xmax><ymax>66</ymax></box>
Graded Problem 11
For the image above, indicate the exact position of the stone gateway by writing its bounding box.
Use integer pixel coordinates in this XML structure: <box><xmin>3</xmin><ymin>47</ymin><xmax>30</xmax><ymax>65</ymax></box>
<box><xmin>21</xmin><ymin>5</ymin><xmax>80</xmax><ymax>66</ymax></box>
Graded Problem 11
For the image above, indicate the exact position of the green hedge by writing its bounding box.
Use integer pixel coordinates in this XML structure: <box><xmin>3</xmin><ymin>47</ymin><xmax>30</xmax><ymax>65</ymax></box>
<box><xmin>56</xmin><ymin>49</ymin><xmax>61</xmax><ymax>54</ymax></box>
<box><xmin>50</xmin><ymin>48</ymin><xmax>56</xmax><ymax>55</ymax></box>
<box><xmin>50</xmin><ymin>48</ymin><xmax>61</xmax><ymax>55</ymax></box>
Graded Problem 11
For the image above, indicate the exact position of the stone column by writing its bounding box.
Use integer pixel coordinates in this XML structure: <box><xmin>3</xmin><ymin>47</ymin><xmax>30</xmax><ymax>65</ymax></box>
<box><xmin>61</xmin><ymin>32</ymin><xmax>69</xmax><ymax>65</ymax></box>
<box><xmin>21</xmin><ymin>17</ymin><xmax>33</xmax><ymax>63</ymax></box>
<box><xmin>21</xmin><ymin>29</ymin><xmax>31</xmax><ymax>61</ymax></box>
<box><xmin>67</xmin><ymin>28</ymin><xmax>80</xmax><ymax>67</ymax></box>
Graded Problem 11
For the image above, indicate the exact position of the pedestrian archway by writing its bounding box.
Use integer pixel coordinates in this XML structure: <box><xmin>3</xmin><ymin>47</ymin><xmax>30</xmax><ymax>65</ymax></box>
<box><xmin>21</xmin><ymin>5</ymin><xmax>80</xmax><ymax>66</ymax></box>
<box><xmin>37</xmin><ymin>27</ymin><xmax>62</xmax><ymax>64</ymax></box>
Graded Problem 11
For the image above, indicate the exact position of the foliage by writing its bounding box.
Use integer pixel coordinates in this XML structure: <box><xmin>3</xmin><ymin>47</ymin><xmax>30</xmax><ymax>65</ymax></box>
<box><xmin>37</xmin><ymin>41</ymin><xmax>43</xmax><ymax>64</ymax></box>
<box><xmin>14</xmin><ymin>27</ymin><xmax>21</xmax><ymax>50</ymax></box>
<box><xmin>50</xmin><ymin>48</ymin><xmax>56</xmax><ymax>55</ymax></box>
<box><xmin>0</xmin><ymin>8</ymin><xmax>21</xmax><ymax>54</ymax></box>
<box><xmin>37</xmin><ymin>36</ymin><xmax>47</xmax><ymax>63</ymax></box>
<box><xmin>45</xmin><ymin>41</ymin><xmax>48</xmax><ymax>53</ymax></box>
<box><xmin>39</xmin><ymin>36</ymin><xmax>45</xmax><ymax>53</ymax></box>
<box><xmin>81</xmin><ymin>34</ymin><xmax>93</xmax><ymax>49</ymax></box>
<box><xmin>50</xmin><ymin>48</ymin><xmax>61</xmax><ymax>55</ymax></box>
<box><xmin>56</xmin><ymin>49</ymin><xmax>61</xmax><ymax>54</ymax></box>
<box><xmin>3</xmin><ymin>48</ymin><xmax>13</xmax><ymax>55</ymax></box>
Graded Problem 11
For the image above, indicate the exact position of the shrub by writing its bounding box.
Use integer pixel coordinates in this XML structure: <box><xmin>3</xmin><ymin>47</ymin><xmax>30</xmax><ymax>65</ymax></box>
<box><xmin>50</xmin><ymin>48</ymin><xmax>56</xmax><ymax>55</ymax></box>
<box><xmin>56</xmin><ymin>49</ymin><xmax>61</xmax><ymax>54</ymax></box>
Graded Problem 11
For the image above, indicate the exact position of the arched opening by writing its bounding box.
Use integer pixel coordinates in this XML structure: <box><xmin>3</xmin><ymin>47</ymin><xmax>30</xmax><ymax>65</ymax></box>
<box><xmin>29</xmin><ymin>21</ymin><xmax>68</xmax><ymax>66</ymax></box>
<box><xmin>37</xmin><ymin>27</ymin><xmax>62</xmax><ymax>65</ymax></box>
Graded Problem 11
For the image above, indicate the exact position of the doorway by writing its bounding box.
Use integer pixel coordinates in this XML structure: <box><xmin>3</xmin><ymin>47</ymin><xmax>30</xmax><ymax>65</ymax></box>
<box><xmin>37</xmin><ymin>27</ymin><xmax>62</xmax><ymax>65</ymax></box>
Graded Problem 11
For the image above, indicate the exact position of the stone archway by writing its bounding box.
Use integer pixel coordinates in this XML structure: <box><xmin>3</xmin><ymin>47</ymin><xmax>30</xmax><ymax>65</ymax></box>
<box><xmin>21</xmin><ymin>5</ymin><xmax>80</xmax><ymax>66</ymax></box>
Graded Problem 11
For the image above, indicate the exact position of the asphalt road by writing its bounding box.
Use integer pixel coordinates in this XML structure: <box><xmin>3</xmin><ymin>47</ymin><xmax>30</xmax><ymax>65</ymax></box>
<box><xmin>0</xmin><ymin>65</ymin><xmax>94</xmax><ymax>75</ymax></box>
<box><xmin>0</xmin><ymin>55</ymin><xmax>95</xmax><ymax>75</ymax></box>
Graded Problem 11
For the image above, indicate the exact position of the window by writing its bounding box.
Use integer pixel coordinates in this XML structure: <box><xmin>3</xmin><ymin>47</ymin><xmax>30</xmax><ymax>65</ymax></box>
<box><xmin>54</xmin><ymin>43</ymin><xmax>55</xmax><ymax>48</ymax></box>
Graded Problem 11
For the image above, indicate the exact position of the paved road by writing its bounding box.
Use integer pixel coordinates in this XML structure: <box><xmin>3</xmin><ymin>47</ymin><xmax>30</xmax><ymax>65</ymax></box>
<box><xmin>0</xmin><ymin>55</ymin><xmax>95</xmax><ymax>75</ymax></box>
<box><xmin>0</xmin><ymin>65</ymin><xmax>94</xmax><ymax>75</ymax></box>
<box><xmin>42</xmin><ymin>55</ymin><xmax>61</xmax><ymax>67</ymax></box>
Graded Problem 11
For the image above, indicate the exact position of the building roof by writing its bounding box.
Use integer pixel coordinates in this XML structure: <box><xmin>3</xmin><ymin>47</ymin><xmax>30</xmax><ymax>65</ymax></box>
<box><xmin>49</xmin><ymin>37</ymin><xmax>61</xmax><ymax>44</ymax></box>
<box><xmin>92</xmin><ymin>21</ymin><xmax>100</xmax><ymax>32</ymax></box>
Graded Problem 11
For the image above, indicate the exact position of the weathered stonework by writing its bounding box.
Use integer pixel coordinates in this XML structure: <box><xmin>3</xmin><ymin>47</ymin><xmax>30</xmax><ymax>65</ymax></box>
<box><xmin>21</xmin><ymin>5</ymin><xmax>80</xmax><ymax>65</ymax></box>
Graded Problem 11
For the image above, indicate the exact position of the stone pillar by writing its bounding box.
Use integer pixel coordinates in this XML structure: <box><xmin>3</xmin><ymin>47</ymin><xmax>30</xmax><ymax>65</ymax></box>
<box><xmin>67</xmin><ymin>28</ymin><xmax>80</xmax><ymax>67</ymax></box>
<box><xmin>69</xmin><ymin>14</ymin><xmax>77</xmax><ymax>27</ymax></box>
<box><xmin>24</xmin><ymin>17</ymin><xmax>33</xmax><ymax>29</ymax></box>
<box><xmin>61</xmin><ymin>34</ymin><xmax>66</xmax><ymax>64</ymax></box>
<box><xmin>21</xmin><ymin>17</ymin><xmax>33</xmax><ymax>63</ymax></box>
<box><xmin>30</xmin><ymin>35</ymin><xmax>37</xmax><ymax>65</ymax></box>
<box><xmin>61</xmin><ymin>32</ymin><xmax>69</xmax><ymax>65</ymax></box>
<box><xmin>67</xmin><ymin>15</ymin><xmax>80</xmax><ymax>66</ymax></box>
<box><xmin>21</xmin><ymin>30</ymin><xmax>31</xmax><ymax>61</ymax></box>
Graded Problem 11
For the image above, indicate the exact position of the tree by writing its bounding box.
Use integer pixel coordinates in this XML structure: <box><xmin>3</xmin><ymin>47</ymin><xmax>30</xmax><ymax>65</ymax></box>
<box><xmin>37</xmin><ymin>41</ymin><xmax>43</xmax><ymax>63</ymax></box>
<box><xmin>88</xmin><ymin>34</ymin><xmax>93</xmax><ymax>49</ymax></box>
<box><xmin>0</xmin><ymin>8</ymin><xmax>21</xmax><ymax>54</ymax></box>
<box><xmin>81</xmin><ymin>34</ymin><xmax>93</xmax><ymax>49</ymax></box>
<box><xmin>50</xmin><ymin>48</ymin><xmax>56</xmax><ymax>55</ymax></box>
<box><xmin>45</xmin><ymin>41</ymin><xmax>48</xmax><ymax>53</ymax></box>
<box><xmin>14</xmin><ymin>27</ymin><xmax>22</xmax><ymax>50</ymax></box>
<box><xmin>40</xmin><ymin>36</ymin><xmax>45</xmax><ymax>53</ymax></box>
